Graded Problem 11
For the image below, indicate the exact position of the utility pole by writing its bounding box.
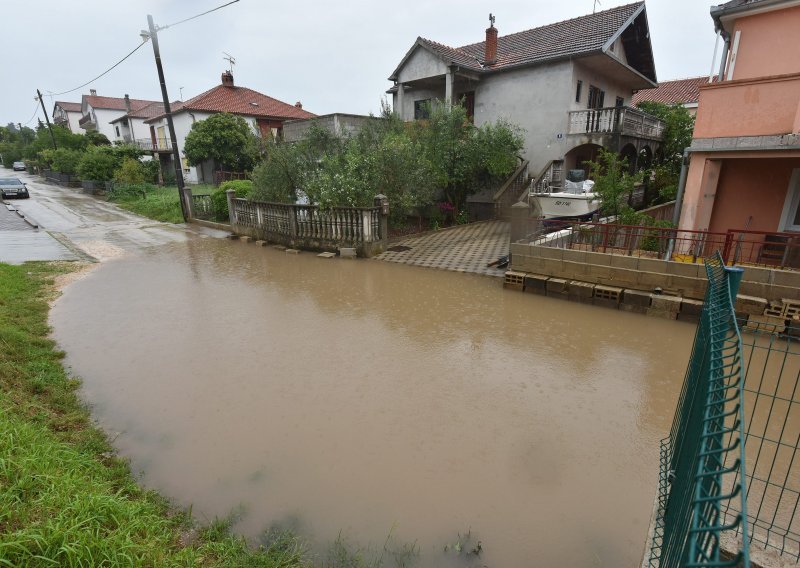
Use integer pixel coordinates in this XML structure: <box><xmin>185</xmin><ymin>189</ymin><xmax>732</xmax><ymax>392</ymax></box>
<box><xmin>146</xmin><ymin>14</ymin><xmax>190</xmax><ymax>222</ymax></box>
<box><xmin>36</xmin><ymin>89</ymin><xmax>57</xmax><ymax>150</ymax></box>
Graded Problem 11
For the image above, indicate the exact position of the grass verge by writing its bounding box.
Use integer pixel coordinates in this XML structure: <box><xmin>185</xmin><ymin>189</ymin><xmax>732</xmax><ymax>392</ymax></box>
<box><xmin>110</xmin><ymin>184</ymin><xmax>214</xmax><ymax>224</ymax></box>
<box><xmin>0</xmin><ymin>261</ymin><xmax>308</xmax><ymax>567</ymax></box>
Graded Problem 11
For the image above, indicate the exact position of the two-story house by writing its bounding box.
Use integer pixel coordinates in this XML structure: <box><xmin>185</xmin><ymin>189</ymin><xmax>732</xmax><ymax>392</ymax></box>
<box><xmin>143</xmin><ymin>72</ymin><xmax>316</xmax><ymax>184</ymax></box>
<box><xmin>388</xmin><ymin>1</ymin><xmax>663</xmax><ymax>213</ymax></box>
<box><xmin>52</xmin><ymin>101</ymin><xmax>83</xmax><ymax>133</ymax></box>
<box><xmin>108</xmin><ymin>99</ymin><xmax>167</xmax><ymax>145</ymax></box>
<box><xmin>632</xmin><ymin>76</ymin><xmax>709</xmax><ymax>117</ymax></box>
<box><xmin>78</xmin><ymin>90</ymin><xmax>161</xmax><ymax>142</ymax></box>
<box><xmin>677</xmin><ymin>0</ymin><xmax>800</xmax><ymax>255</ymax></box>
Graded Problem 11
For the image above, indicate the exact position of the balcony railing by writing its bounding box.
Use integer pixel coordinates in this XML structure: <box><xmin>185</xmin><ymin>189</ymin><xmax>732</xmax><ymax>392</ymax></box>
<box><xmin>568</xmin><ymin>106</ymin><xmax>664</xmax><ymax>140</ymax></box>
<box><xmin>133</xmin><ymin>138</ymin><xmax>172</xmax><ymax>152</ymax></box>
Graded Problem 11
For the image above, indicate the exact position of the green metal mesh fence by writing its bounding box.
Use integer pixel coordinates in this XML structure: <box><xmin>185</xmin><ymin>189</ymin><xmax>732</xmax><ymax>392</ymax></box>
<box><xmin>648</xmin><ymin>252</ymin><xmax>750</xmax><ymax>567</ymax></box>
<box><xmin>721</xmin><ymin>318</ymin><xmax>800</xmax><ymax>560</ymax></box>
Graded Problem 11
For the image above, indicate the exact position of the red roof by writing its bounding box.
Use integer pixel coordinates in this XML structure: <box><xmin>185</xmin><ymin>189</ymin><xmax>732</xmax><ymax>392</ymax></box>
<box><xmin>391</xmin><ymin>2</ymin><xmax>648</xmax><ymax>79</ymax></box>
<box><xmin>110</xmin><ymin>101</ymin><xmax>178</xmax><ymax>124</ymax></box>
<box><xmin>149</xmin><ymin>82</ymin><xmax>316</xmax><ymax>122</ymax></box>
<box><xmin>55</xmin><ymin>101</ymin><xmax>81</xmax><ymax>112</ymax></box>
<box><xmin>83</xmin><ymin>95</ymin><xmax>160</xmax><ymax>112</ymax></box>
<box><xmin>632</xmin><ymin>76</ymin><xmax>710</xmax><ymax>106</ymax></box>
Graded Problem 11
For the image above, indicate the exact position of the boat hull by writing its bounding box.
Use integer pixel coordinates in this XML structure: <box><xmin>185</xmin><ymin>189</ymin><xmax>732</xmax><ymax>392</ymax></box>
<box><xmin>531</xmin><ymin>193</ymin><xmax>600</xmax><ymax>219</ymax></box>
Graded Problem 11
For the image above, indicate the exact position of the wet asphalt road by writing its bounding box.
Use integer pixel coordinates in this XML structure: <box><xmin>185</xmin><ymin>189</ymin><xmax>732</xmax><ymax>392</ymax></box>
<box><xmin>0</xmin><ymin>168</ymin><xmax>227</xmax><ymax>264</ymax></box>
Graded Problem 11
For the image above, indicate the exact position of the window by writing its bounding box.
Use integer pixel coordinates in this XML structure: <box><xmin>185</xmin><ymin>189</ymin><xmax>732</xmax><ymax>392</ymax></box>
<box><xmin>587</xmin><ymin>85</ymin><xmax>605</xmax><ymax>109</ymax></box>
<box><xmin>414</xmin><ymin>99</ymin><xmax>431</xmax><ymax>120</ymax></box>
<box><xmin>575</xmin><ymin>80</ymin><xmax>582</xmax><ymax>103</ymax></box>
<box><xmin>115</xmin><ymin>126</ymin><xmax>120</xmax><ymax>137</ymax></box>
<box><xmin>615</xmin><ymin>96</ymin><xmax>624</xmax><ymax>108</ymax></box>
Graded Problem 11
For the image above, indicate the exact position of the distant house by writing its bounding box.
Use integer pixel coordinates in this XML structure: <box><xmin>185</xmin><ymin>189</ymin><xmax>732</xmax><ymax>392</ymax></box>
<box><xmin>52</xmin><ymin>101</ymin><xmax>83</xmax><ymax>133</ymax></box>
<box><xmin>632</xmin><ymin>76</ymin><xmax>710</xmax><ymax>116</ymax></box>
<box><xmin>388</xmin><ymin>1</ymin><xmax>665</xmax><ymax>214</ymax></box>
<box><xmin>78</xmin><ymin>90</ymin><xmax>161</xmax><ymax>142</ymax></box>
<box><xmin>282</xmin><ymin>113</ymin><xmax>381</xmax><ymax>143</ymax></box>
<box><xmin>677</xmin><ymin>0</ymin><xmax>800</xmax><ymax>248</ymax></box>
<box><xmin>144</xmin><ymin>71</ymin><xmax>316</xmax><ymax>184</ymax></box>
<box><xmin>109</xmin><ymin>100</ymin><xmax>168</xmax><ymax>146</ymax></box>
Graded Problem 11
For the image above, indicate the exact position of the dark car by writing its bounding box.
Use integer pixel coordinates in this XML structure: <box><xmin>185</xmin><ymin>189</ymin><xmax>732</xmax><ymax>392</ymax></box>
<box><xmin>0</xmin><ymin>177</ymin><xmax>30</xmax><ymax>198</ymax></box>
<box><xmin>12</xmin><ymin>161</ymin><xmax>26</xmax><ymax>171</ymax></box>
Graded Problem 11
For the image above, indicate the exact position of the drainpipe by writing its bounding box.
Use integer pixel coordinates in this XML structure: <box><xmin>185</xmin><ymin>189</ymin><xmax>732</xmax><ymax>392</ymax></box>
<box><xmin>664</xmin><ymin>148</ymin><xmax>692</xmax><ymax>260</ymax></box>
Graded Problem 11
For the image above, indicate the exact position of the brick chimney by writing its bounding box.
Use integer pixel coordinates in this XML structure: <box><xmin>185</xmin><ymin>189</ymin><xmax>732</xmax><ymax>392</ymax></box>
<box><xmin>295</xmin><ymin>101</ymin><xmax>303</xmax><ymax>109</ymax></box>
<box><xmin>221</xmin><ymin>71</ymin><xmax>234</xmax><ymax>87</ymax></box>
<box><xmin>484</xmin><ymin>13</ymin><xmax>498</xmax><ymax>65</ymax></box>
<box><xmin>90</xmin><ymin>89</ymin><xmax>97</xmax><ymax>96</ymax></box>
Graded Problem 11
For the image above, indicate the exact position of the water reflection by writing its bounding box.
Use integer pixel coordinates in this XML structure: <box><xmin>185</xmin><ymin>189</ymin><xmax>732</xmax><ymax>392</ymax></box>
<box><xmin>51</xmin><ymin>237</ymin><xmax>695</xmax><ymax>566</ymax></box>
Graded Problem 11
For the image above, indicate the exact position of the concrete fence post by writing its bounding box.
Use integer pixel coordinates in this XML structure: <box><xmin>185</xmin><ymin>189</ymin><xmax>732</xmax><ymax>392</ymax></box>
<box><xmin>510</xmin><ymin>201</ymin><xmax>532</xmax><ymax>244</ymax></box>
<box><xmin>226</xmin><ymin>189</ymin><xmax>236</xmax><ymax>226</ymax></box>
<box><xmin>374</xmin><ymin>194</ymin><xmax>389</xmax><ymax>243</ymax></box>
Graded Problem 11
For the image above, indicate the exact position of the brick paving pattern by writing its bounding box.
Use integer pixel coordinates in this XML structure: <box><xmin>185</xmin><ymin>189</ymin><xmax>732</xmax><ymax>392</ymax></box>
<box><xmin>376</xmin><ymin>220</ymin><xmax>510</xmax><ymax>277</ymax></box>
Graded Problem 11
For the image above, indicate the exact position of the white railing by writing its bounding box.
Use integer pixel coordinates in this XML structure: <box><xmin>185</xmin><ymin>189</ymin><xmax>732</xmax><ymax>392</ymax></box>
<box><xmin>568</xmin><ymin>106</ymin><xmax>664</xmax><ymax>139</ymax></box>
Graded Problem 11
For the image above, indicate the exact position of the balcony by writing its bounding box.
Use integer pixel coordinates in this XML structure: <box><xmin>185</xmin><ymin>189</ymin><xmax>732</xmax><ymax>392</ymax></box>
<box><xmin>133</xmin><ymin>138</ymin><xmax>172</xmax><ymax>152</ymax></box>
<box><xmin>78</xmin><ymin>113</ymin><xmax>96</xmax><ymax>130</ymax></box>
<box><xmin>693</xmin><ymin>73</ymin><xmax>800</xmax><ymax>139</ymax></box>
<box><xmin>568</xmin><ymin>106</ymin><xmax>664</xmax><ymax>140</ymax></box>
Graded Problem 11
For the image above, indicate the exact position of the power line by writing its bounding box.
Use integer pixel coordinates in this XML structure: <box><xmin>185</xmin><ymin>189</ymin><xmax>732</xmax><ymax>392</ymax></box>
<box><xmin>23</xmin><ymin>101</ymin><xmax>40</xmax><ymax>126</ymax></box>
<box><xmin>43</xmin><ymin>0</ymin><xmax>241</xmax><ymax>99</ymax></box>
<box><xmin>46</xmin><ymin>41</ymin><xmax>148</xmax><ymax>97</ymax></box>
<box><xmin>158</xmin><ymin>0</ymin><xmax>241</xmax><ymax>31</ymax></box>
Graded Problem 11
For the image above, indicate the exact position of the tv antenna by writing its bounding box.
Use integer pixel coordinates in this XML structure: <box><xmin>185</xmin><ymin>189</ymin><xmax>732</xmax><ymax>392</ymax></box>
<box><xmin>593</xmin><ymin>0</ymin><xmax>601</xmax><ymax>13</ymax></box>
<box><xmin>223</xmin><ymin>52</ymin><xmax>236</xmax><ymax>73</ymax></box>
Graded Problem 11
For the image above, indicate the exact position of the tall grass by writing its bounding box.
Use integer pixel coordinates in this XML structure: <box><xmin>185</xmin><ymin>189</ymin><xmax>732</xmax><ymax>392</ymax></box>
<box><xmin>0</xmin><ymin>262</ymin><xmax>309</xmax><ymax>567</ymax></box>
<box><xmin>109</xmin><ymin>184</ymin><xmax>215</xmax><ymax>225</ymax></box>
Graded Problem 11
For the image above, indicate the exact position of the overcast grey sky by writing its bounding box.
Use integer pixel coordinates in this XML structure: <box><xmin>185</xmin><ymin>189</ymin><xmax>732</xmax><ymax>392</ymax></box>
<box><xmin>1</xmin><ymin>0</ymin><xmax>719</xmax><ymax>127</ymax></box>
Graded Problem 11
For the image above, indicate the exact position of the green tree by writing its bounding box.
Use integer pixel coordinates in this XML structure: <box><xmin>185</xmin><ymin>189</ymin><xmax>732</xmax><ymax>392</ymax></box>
<box><xmin>587</xmin><ymin>149</ymin><xmax>644</xmax><ymax>217</ymax></box>
<box><xmin>183</xmin><ymin>113</ymin><xmax>259</xmax><ymax>172</ymax></box>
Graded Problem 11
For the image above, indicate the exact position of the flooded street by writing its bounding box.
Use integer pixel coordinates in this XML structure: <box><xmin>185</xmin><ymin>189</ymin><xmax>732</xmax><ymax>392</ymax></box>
<box><xmin>51</xmin><ymin>237</ymin><xmax>695</xmax><ymax>566</ymax></box>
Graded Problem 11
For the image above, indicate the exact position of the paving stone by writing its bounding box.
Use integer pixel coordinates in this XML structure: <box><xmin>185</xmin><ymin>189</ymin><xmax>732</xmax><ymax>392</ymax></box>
<box><xmin>317</xmin><ymin>252</ymin><xmax>336</xmax><ymax>258</ymax></box>
<box><xmin>568</xmin><ymin>280</ymin><xmax>594</xmax><ymax>301</ymax></box>
<box><xmin>339</xmin><ymin>247</ymin><xmax>357</xmax><ymax>258</ymax></box>
<box><xmin>285</xmin><ymin>249</ymin><xmax>300</xmax><ymax>254</ymax></box>
<box><xmin>744</xmin><ymin>314</ymin><xmax>786</xmax><ymax>334</ymax></box>
<box><xmin>255</xmin><ymin>240</ymin><xmax>267</xmax><ymax>246</ymax></box>
<box><xmin>546</xmin><ymin>277</ymin><xmax>569</xmax><ymax>298</ymax></box>
<box><xmin>241</xmin><ymin>236</ymin><xmax>254</xmax><ymax>243</ymax></box>
<box><xmin>651</xmin><ymin>294</ymin><xmax>682</xmax><ymax>312</ymax></box>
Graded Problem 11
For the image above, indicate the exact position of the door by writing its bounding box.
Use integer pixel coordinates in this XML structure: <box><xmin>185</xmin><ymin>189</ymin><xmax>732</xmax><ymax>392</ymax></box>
<box><xmin>157</xmin><ymin>126</ymin><xmax>167</xmax><ymax>150</ymax></box>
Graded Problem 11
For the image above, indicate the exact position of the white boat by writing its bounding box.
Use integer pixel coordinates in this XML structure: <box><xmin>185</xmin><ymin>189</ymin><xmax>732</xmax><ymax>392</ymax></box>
<box><xmin>530</xmin><ymin>179</ymin><xmax>600</xmax><ymax>219</ymax></box>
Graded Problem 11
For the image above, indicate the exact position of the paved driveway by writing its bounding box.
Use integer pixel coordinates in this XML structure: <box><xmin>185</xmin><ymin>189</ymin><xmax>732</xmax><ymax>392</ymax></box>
<box><xmin>0</xmin><ymin>202</ymin><xmax>78</xmax><ymax>264</ymax></box>
<box><xmin>376</xmin><ymin>220</ymin><xmax>510</xmax><ymax>277</ymax></box>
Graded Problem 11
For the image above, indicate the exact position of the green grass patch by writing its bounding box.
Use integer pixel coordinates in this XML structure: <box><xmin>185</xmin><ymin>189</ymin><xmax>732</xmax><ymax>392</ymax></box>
<box><xmin>0</xmin><ymin>262</ymin><xmax>309</xmax><ymax>567</ymax></box>
<box><xmin>109</xmin><ymin>184</ymin><xmax>215</xmax><ymax>224</ymax></box>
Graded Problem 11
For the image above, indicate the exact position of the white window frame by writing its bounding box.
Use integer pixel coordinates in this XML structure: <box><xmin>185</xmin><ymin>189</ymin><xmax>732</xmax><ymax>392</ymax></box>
<box><xmin>778</xmin><ymin>168</ymin><xmax>800</xmax><ymax>231</ymax></box>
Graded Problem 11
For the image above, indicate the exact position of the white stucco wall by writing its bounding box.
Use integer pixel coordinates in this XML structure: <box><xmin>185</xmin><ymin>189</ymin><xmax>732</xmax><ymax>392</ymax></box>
<box><xmin>92</xmin><ymin>108</ymin><xmax>127</xmax><ymax>142</ymax></box>
<box><xmin>396</xmin><ymin>48</ymin><xmax>448</xmax><ymax>84</ymax></box>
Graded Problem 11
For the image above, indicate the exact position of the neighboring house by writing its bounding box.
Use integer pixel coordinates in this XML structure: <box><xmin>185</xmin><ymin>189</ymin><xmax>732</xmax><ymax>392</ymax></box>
<box><xmin>52</xmin><ymin>101</ymin><xmax>83</xmax><ymax>133</ymax></box>
<box><xmin>387</xmin><ymin>1</ymin><xmax>664</xmax><ymax>200</ymax></box>
<box><xmin>144</xmin><ymin>71</ymin><xmax>316</xmax><ymax>184</ymax></box>
<box><xmin>282</xmin><ymin>113</ymin><xmax>382</xmax><ymax>143</ymax></box>
<box><xmin>632</xmin><ymin>76</ymin><xmax>709</xmax><ymax>116</ymax></box>
<box><xmin>78</xmin><ymin>90</ymin><xmax>161</xmax><ymax>142</ymax></box>
<box><xmin>109</xmin><ymin>100</ymin><xmax>167</xmax><ymax>145</ymax></box>
<box><xmin>677</xmin><ymin>0</ymin><xmax>800</xmax><ymax>247</ymax></box>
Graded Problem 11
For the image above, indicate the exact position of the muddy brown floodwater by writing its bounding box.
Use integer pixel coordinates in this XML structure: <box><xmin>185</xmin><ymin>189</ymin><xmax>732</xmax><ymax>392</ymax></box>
<box><xmin>51</xmin><ymin>237</ymin><xmax>695</xmax><ymax>566</ymax></box>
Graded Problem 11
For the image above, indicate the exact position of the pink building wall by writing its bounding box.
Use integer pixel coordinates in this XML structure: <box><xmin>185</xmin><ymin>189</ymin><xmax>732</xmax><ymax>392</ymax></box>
<box><xmin>707</xmin><ymin>158</ymin><xmax>800</xmax><ymax>234</ymax></box>
<box><xmin>729</xmin><ymin>6</ymin><xmax>800</xmax><ymax>81</ymax></box>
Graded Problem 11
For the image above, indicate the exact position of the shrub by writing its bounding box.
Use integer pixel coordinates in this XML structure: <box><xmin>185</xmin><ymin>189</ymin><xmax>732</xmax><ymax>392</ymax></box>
<box><xmin>77</xmin><ymin>148</ymin><xmax>117</xmax><ymax>182</ymax></box>
<box><xmin>50</xmin><ymin>149</ymin><xmax>83</xmax><ymax>175</ymax></box>
<box><xmin>211</xmin><ymin>180</ymin><xmax>252</xmax><ymax>222</ymax></box>
<box><xmin>114</xmin><ymin>158</ymin><xmax>146</xmax><ymax>184</ymax></box>
<box><xmin>141</xmin><ymin>160</ymin><xmax>160</xmax><ymax>184</ymax></box>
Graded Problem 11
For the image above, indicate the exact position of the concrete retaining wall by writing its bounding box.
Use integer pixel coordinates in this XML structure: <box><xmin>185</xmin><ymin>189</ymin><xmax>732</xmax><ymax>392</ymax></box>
<box><xmin>509</xmin><ymin>242</ymin><xmax>800</xmax><ymax>303</ymax></box>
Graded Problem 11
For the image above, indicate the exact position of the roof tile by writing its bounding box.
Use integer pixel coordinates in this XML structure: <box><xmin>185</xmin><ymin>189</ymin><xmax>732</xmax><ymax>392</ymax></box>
<box><xmin>632</xmin><ymin>76</ymin><xmax>711</xmax><ymax>106</ymax></box>
<box><xmin>419</xmin><ymin>2</ymin><xmax>644</xmax><ymax>72</ymax></box>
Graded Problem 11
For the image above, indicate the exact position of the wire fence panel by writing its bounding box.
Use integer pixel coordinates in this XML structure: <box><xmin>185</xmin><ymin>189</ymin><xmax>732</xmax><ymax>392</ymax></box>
<box><xmin>722</xmin><ymin>322</ymin><xmax>800</xmax><ymax>560</ymax></box>
<box><xmin>649</xmin><ymin>252</ymin><xmax>750</xmax><ymax>568</ymax></box>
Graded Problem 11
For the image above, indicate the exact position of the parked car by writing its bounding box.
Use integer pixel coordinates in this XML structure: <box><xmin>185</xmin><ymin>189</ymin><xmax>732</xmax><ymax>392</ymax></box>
<box><xmin>0</xmin><ymin>177</ymin><xmax>30</xmax><ymax>198</ymax></box>
<box><xmin>12</xmin><ymin>161</ymin><xmax>26</xmax><ymax>171</ymax></box>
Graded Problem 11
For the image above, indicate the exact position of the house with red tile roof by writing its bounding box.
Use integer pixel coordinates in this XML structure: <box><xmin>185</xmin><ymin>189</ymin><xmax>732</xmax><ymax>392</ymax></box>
<box><xmin>632</xmin><ymin>76</ymin><xmax>710</xmax><ymax>116</ymax></box>
<box><xmin>144</xmin><ymin>72</ymin><xmax>315</xmax><ymax>184</ymax></box>
<box><xmin>77</xmin><ymin>89</ymin><xmax>161</xmax><ymax>142</ymax></box>
<box><xmin>388</xmin><ymin>2</ymin><xmax>665</xmax><ymax>214</ymax></box>
<box><xmin>109</xmin><ymin>100</ymin><xmax>170</xmax><ymax>146</ymax></box>
<box><xmin>52</xmin><ymin>101</ymin><xmax>83</xmax><ymax>133</ymax></box>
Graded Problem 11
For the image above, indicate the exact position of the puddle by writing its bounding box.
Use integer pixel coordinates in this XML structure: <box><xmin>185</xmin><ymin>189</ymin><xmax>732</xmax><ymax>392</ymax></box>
<box><xmin>50</xmin><ymin>237</ymin><xmax>695</xmax><ymax>566</ymax></box>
